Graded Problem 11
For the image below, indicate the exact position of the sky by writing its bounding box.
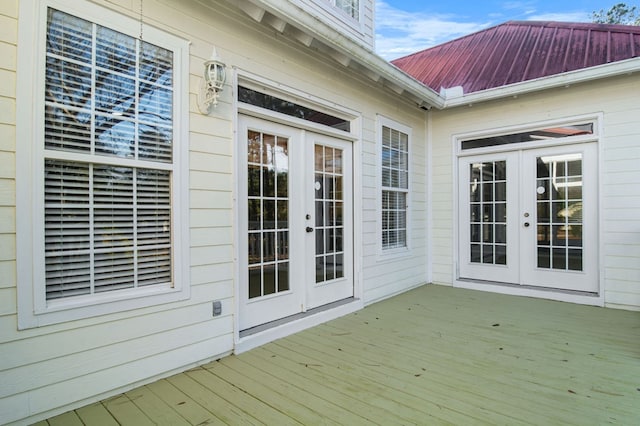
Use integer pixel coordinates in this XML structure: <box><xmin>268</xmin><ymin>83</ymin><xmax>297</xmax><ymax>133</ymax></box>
<box><xmin>375</xmin><ymin>0</ymin><xmax>633</xmax><ymax>60</ymax></box>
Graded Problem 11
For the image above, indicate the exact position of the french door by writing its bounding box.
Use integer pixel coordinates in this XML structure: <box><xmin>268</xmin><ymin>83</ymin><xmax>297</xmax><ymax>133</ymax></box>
<box><xmin>238</xmin><ymin>116</ymin><xmax>353</xmax><ymax>331</ymax></box>
<box><xmin>458</xmin><ymin>143</ymin><xmax>598</xmax><ymax>292</ymax></box>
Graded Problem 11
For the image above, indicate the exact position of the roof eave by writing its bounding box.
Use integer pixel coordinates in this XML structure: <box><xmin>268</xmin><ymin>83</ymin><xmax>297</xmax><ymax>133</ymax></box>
<box><xmin>442</xmin><ymin>56</ymin><xmax>640</xmax><ymax>108</ymax></box>
<box><xmin>224</xmin><ymin>0</ymin><xmax>445</xmax><ymax>109</ymax></box>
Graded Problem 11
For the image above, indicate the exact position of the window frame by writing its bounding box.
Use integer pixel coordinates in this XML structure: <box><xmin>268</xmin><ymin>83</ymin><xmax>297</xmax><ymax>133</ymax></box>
<box><xmin>16</xmin><ymin>0</ymin><xmax>190</xmax><ymax>329</ymax></box>
<box><xmin>331</xmin><ymin>0</ymin><xmax>360</xmax><ymax>21</ymax></box>
<box><xmin>378</xmin><ymin>116</ymin><xmax>411</xmax><ymax>257</ymax></box>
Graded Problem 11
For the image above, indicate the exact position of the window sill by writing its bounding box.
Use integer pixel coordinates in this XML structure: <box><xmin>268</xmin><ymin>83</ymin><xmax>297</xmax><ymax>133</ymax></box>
<box><xmin>378</xmin><ymin>246</ymin><xmax>411</xmax><ymax>262</ymax></box>
<box><xmin>19</xmin><ymin>284</ymin><xmax>190</xmax><ymax>330</ymax></box>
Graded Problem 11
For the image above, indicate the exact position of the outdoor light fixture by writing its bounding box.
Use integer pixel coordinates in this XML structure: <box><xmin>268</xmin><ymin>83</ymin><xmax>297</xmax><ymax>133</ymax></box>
<box><xmin>197</xmin><ymin>48</ymin><xmax>226</xmax><ymax>114</ymax></box>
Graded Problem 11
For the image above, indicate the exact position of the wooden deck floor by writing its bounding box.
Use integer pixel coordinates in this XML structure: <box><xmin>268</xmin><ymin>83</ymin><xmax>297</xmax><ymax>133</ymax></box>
<box><xmin>40</xmin><ymin>285</ymin><xmax>640</xmax><ymax>425</ymax></box>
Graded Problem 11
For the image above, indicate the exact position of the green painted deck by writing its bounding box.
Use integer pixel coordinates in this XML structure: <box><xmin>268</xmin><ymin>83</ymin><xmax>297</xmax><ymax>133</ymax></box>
<box><xmin>39</xmin><ymin>285</ymin><xmax>640</xmax><ymax>425</ymax></box>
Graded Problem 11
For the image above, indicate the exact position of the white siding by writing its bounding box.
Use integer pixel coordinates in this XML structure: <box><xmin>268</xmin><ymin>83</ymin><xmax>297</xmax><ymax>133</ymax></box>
<box><xmin>0</xmin><ymin>3</ymin><xmax>17</xmax><ymax>350</ymax></box>
<box><xmin>2</xmin><ymin>0</ymin><xmax>426</xmax><ymax>423</ymax></box>
<box><xmin>292</xmin><ymin>0</ymin><xmax>375</xmax><ymax>49</ymax></box>
<box><xmin>429</xmin><ymin>74</ymin><xmax>640</xmax><ymax>310</ymax></box>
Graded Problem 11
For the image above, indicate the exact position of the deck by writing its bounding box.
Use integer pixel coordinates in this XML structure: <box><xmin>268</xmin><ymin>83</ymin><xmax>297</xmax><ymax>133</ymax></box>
<box><xmin>39</xmin><ymin>285</ymin><xmax>640</xmax><ymax>425</ymax></box>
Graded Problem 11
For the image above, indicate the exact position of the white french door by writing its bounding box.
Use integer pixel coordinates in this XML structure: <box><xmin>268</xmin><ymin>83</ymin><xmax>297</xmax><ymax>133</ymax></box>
<box><xmin>238</xmin><ymin>116</ymin><xmax>353</xmax><ymax>331</ymax></box>
<box><xmin>458</xmin><ymin>143</ymin><xmax>598</xmax><ymax>292</ymax></box>
<box><xmin>305</xmin><ymin>133</ymin><xmax>353</xmax><ymax>309</ymax></box>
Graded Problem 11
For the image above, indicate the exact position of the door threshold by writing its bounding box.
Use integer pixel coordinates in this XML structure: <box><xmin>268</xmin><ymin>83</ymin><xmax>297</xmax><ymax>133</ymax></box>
<box><xmin>235</xmin><ymin>297</ymin><xmax>363</xmax><ymax>354</ymax></box>
<box><xmin>454</xmin><ymin>279</ymin><xmax>603</xmax><ymax>306</ymax></box>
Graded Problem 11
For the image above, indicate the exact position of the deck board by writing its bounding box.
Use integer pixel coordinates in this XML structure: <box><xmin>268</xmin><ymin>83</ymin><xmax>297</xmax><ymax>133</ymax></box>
<box><xmin>45</xmin><ymin>411</ymin><xmax>84</xmax><ymax>426</ymax></box>
<box><xmin>244</xmin><ymin>347</ymin><xmax>393</xmax><ymax>424</ymax></box>
<box><xmin>289</xmin><ymin>326</ymin><xmax>540</xmax><ymax>424</ymax></box>
<box><xmin>46</xmin><ymin>285</ymin><xmax>640</xmax><ymax>425</ymax></box>
<box><xmin>214</xmin><ymin>354</ymin><xmax>359</xmax><ymax>424</ymax></box>
<box><xmin>144</xmin><ymin>378</ymin><xmax>222</xmax><ymax>425</ymax></box>
<box><xmin>205</xmin><ymin>359</ymin><xmax>340</xmax><ymax>425</ymax></box>
<box><xmin>125</xmin><ymin>385</ymin><xmax>190</xmax><ymax>425</ymax></box>
<box><xmin>102</xmin><ymin>394</ymin><xmax>155</xmax><ymax>426</ymax></box>
<box><xmin>75</xmin><ymin>402</ymin><xmax>119</xmax><ymax>426</ymax></box>
<box><xmin>166</xmin><ymin>370</ymin><xmax>260</xmax><ymax>424</ymax></box>
<box><xmin>266</xmin><ymin>338</ymin><xmax>479</xmax><ymax>424</ymax></box>
<box><xmin>232</xmin><ymin>349</ymin><xmax>383</xmax><ymax>424</ymax></box>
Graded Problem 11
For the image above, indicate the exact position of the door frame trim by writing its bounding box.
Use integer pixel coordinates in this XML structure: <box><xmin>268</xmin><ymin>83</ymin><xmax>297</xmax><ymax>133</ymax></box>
<box><xmin>451</xmin><ymin>114</ymin><xmax>605</xmax><ymax>306</ymax></box>
<box><xmin>232</xmin><ymin>69</ymin><xmax>364</xmax><ymax>350</ymax></box>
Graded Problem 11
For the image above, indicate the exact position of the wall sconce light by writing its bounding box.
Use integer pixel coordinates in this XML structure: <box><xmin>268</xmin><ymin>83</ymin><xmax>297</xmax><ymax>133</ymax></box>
<box><xmin>197</xmin><ymin>48</ymin><xmax>226</xmax><ymax>114</ymax></box>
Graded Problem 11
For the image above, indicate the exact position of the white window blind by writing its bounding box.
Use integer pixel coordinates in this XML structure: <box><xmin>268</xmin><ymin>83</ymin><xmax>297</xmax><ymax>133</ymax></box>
<box><xmin>381</xmin><ymin>125</ymin><xmax>409</xmax><ymax>249</ymax></box>
<box><xmin>44</xmin><ymin>8</ymin><xmax>174</xmax><ymax>300</ymax></box>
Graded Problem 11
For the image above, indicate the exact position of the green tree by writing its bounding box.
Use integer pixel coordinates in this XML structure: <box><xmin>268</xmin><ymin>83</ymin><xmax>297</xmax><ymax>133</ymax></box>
<box><xmin>591</xmin><ymin>3</ymin><xmax>640</xmax><ymax>25</ymax></box>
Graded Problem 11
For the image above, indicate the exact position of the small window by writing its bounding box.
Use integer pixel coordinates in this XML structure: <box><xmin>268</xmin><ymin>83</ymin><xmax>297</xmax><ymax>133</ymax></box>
<box><xmin>333</xmin><ymin>0</ymin><xmax>359</xmax><ymax>20</ymax></box>
<box><xmin>238</xmin><ymin>86</ymin><xmax>350</xmax><ymax>132</ymax></box>
<box><xmin>380</xmin><ymin>120</ymin><xmax>410</xmax><ymax>251</ymax></box>
<box><xmin>18</xmin><ymin>1</ymin><xmax>189</xmax><ymax>328</ymax></box>
<box><xmin>461</xmin><ymin>123</ymin><xmax>594</xmax><ymax>150</ymax></box>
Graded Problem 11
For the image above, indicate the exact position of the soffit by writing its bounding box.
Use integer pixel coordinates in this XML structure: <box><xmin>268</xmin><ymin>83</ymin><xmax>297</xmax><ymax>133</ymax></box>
<box><xmin>221</xmin><ymin>0</ymin><xmax>443</xmax><ymax>109</ymax></box>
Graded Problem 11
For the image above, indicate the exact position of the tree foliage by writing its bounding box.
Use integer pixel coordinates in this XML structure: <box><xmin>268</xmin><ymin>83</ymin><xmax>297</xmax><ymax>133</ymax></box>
<box><xmin>591</xmin><ymin>3</ymin><xmax>640</xmax><ymax>25</ymax></box>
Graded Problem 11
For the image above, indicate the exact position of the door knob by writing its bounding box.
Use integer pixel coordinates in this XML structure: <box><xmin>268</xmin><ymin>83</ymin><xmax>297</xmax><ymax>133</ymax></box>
<box><xmin>306</xmin><ymin>226</ymin><xmax>314</xmax><ymax>233</ymax></box>
<box><xmin>524</xmin><ymin>222</ymin><xmax>530</xmax><ymax>227</ymax></box>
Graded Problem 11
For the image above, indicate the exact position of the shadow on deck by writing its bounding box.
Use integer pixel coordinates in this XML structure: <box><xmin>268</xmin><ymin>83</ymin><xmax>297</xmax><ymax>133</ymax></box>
<box><xmin>40</xmin><ymin>285</ymin><xmax>640</xmax><ymax>425</ymax></box>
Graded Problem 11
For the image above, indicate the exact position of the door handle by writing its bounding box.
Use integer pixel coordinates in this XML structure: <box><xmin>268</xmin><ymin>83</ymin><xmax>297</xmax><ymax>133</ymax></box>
<box><xmin>306</xmin><ymin>226</ymin><xmax>314</xmax><ymax>233</ymax></box>
<box><xmin>524</xmin><ymin>222</ymin><xmax>530</xmax><ymax>227</ymax></box>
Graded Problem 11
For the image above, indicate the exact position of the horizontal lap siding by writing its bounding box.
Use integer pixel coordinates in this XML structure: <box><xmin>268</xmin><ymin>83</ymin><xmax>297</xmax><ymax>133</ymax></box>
<box><xmin>0</xmin><ymin>4</ymin><xmax>17</xmax><ymax>352</ymax></box>
<box><xmin>429</xmin><ymin>74</ymin><xmax>640</xmax><ymax>309</ymax></box>
<box><xmin>1</xmin><ymin>1</ymin><xmax>239</xmax><ymax>423</ymax></box>
<box><xmin>2</xmin><ymin>0</ymin><xmax>427</xmax><ymax>424</ymax></box>
<box><xmin>293</xmin><ymin>0</ymin><xmax>375</xmax><ymax>49</ymax></box>
<box><xmin>601</xmin><ymin>77</ymin><xmax>640</xmax><ymax>310</ymax></box>
<box><xmin>0</xmin><ymin>0</ymin><xmax>21</xmax><ymax>422</ymax></box>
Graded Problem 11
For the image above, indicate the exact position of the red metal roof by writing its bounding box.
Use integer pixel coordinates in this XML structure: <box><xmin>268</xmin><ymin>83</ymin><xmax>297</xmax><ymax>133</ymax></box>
<box><xmin>392</xmin><ymin>21</ymin><xmax>640</xmax><ymax>94</ymax></box>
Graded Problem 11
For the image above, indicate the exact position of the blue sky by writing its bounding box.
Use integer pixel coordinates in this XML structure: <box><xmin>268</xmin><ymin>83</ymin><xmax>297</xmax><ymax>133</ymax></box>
<box><xmin>375</xmin><ymin>1</ymin><xmax>633</xmax><ymax>59</ymax></box>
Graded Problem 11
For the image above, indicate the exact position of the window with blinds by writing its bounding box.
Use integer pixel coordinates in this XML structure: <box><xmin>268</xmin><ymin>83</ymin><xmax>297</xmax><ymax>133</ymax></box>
<box><xmin>43</xmin><ymin>8</ymin><xmax>174</xmax><ymax>300</ymax></box>
<box><xmin>381</xmin><ymin>125</ymin><xmax>409</xmax><ymax>250</ymax></box>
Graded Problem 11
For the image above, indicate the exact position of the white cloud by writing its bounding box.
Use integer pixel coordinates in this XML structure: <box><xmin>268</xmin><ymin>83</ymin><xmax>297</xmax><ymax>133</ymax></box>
<box><xmin>375</xmin><ymin>1</ymin><xmax>490</xmax><ymax>60</ymax></box>
<box><xmin>499</xmin><ymin>1</ymin><xmax>591</xmax><ymax>22</ymax></box>
<box><xmin>526</xmin><ymin>12</ymin><xmax>591</xmax><ymax>22</ymax></box>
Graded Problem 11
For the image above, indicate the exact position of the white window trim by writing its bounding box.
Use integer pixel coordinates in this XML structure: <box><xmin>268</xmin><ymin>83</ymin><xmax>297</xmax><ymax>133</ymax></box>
<box><xmin>16</xmin><ymin>0</ymin><xmax>190</xmax><ymax>329</ymax></box>
<box><xmin>451</xmin><ymin>113</ymin><xmax>605</xmax><ymax>306</ymax></box>
<box><xmin>377</xmin><ymin>115</ymin><xmax>412</xmax><ymax>259</ymax></box>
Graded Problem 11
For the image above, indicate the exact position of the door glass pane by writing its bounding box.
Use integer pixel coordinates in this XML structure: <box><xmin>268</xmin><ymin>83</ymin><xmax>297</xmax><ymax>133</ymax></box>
<box><xmin>315</xmin><ymin>144</ymin><xmax>345</xmax><ymax>283</ymax></box>
<box><xmin>247</xmin><ymin>130</ymin><xmax>290</xmax><ymax>299</ymax></box>
<box><xmin>536</xmin><ymin>154</ymin><xmax>583</xmax><ymax>271</ymax></box>
<box><xmin>469</xmin><ymin>161</ymin><xmax>507</xmax><ymax>265</ymax></box>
